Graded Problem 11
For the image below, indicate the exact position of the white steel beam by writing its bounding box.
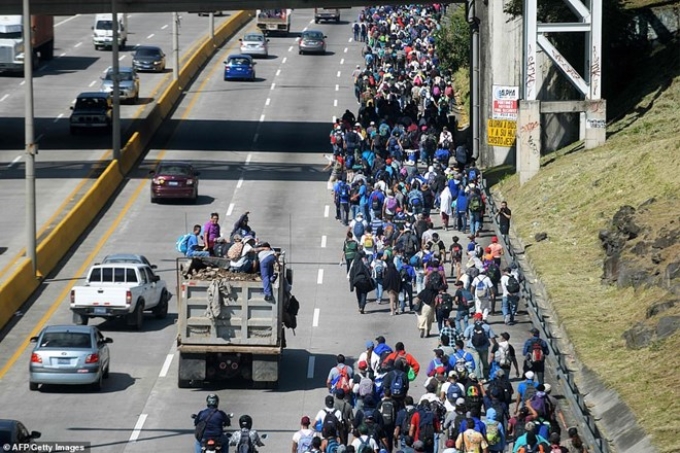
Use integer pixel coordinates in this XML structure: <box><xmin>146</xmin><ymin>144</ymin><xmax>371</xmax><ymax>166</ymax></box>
<box><xmin>537</xmin><ymin>23</ymin><xmax>592</xmax><ymax>33</ymax></box>
<box><xmin>562</xmin><ymin>0</ymin><xmax>591</xmax><ymax>21</ymax></box>
<box><xmin>589</xmin><ymin>0</ymin><xmax>602</xmax><ymax>99</ymax></box>
<box><xmin>523</xmin><ymin>0</ymin><xmax>538</xmax><ymax>100</ymax></box>
<box><xmin>537</xmin><ymin>35</ymin><xmax>590</xmax><ymax>96</ymax></box>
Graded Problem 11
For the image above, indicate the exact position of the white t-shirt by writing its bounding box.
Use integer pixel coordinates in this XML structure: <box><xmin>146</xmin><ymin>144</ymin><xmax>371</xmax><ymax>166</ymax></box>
<box><xmin>500</xmin><ymin>274</ymin><xmax>510</xmax><ymax>297</ymax></box>
<box><xmin>440</xmin><ymin>381</ymin><xmax>465</xmax><ymax>413</ymax></box>
<box><xmin>471</xmin><ymin>275</ymin><xmax>493</xmax><ymax>301</ymax></box>
<box><xmin>351</xmin><ymin>434</ymin><xmax>379</xmax><ymax>452</ymax></box>
<box><xmin>314</xmin><ymin>408</ymin><xmax>343</xmax><ymax>428</ymax></box>
<box><xmin>357</xmin><ymin>351</ymin><xmax>381</xmax><ymax>375</ymax></box>
<box><xmin>292</xmin><ymin>428</ymin><xmax>318</xmax><ymax>444</ymax></box>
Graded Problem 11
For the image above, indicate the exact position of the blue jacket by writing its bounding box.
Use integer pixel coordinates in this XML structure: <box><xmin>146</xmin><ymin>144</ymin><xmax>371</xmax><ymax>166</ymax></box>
<box><xmin>195</xmin><ymin>408</ymin><xmax>230</xmax><ymax>441</ymax></box>
<box><xmin>456</xmin><ymin>192</ymin><xmax>469</xmax><ymax>212</ymax></box>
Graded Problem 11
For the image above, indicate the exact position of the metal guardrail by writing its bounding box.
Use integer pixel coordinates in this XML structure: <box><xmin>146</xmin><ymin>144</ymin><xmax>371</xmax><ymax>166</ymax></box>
<box><xmin>481</xmin><ymin>178</ymin><xmax>609</xmax><ymax>453</ymax></box>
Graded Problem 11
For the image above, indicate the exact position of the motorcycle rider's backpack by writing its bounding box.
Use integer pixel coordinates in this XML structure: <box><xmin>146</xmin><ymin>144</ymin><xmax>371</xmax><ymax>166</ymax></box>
<box><xmin>176</xmin><ymin>234</ymin><xmax>191</xmax><ymax>254</ymax></box>
<box><xmin>297</xmin><ymin>430</ymin><xmax>314</xmax><ymax>453</ymax></box>
<box><xmin>236</xmin><ymin>428</ymin><xmax>254</xmax><ymax>453</ymax></box>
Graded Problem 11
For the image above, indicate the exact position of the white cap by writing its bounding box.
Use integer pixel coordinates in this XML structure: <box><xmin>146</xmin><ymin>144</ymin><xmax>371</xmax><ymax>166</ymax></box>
<box><xmin>525</xmin><ymin>371</ymin><xmax>535</xmax><ymax>380</ymax></box>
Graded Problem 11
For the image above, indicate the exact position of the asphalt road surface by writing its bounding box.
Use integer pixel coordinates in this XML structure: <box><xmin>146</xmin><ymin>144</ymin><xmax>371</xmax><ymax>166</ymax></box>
<box><xmin>0</xmin><ymin>11</ymin><xmax>234</xmax><ymax>285</ymax></box>
<box><xmin>0</xmin><ymin>8</ymin><xmax>578</xmax><ymax>453</ymax></box>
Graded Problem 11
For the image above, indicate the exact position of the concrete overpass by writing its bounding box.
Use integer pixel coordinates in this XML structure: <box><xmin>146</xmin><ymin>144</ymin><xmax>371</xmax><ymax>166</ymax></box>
<box><xmin>1</xmin><ymin>0</ymin><xmax>426</xmax><ymax>16</ymax></box>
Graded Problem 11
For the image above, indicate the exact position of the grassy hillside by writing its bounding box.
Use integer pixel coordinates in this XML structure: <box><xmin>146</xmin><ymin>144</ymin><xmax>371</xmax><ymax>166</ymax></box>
<box><xmin>492</xmin><ymin>39</ymin><xmax>680</xmax><ymax>451</ymax></box>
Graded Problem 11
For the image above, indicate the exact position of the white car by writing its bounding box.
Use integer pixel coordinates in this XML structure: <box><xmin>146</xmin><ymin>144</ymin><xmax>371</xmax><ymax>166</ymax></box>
<box><xmin>239</xmin><ymin>31</ymin><xmax>269</xmax><ymax>57</ymax></box>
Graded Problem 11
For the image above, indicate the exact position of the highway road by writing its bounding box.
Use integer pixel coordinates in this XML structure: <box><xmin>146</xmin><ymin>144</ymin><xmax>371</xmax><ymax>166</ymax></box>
<box><xmin>0</xmin><ymin>11</ymin><xmax>235</xmax><ymax>286</ymax></box>
<box><xmin>0</xmin><ymin>7</ymin><xmax>578</xmax><ymax>453</ymax></box>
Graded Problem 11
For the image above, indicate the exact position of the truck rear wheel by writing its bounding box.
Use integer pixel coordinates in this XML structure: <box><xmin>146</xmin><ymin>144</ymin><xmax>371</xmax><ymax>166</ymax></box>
<box><xmin>128</xmin><ymin>301</ymin><xmax>144</xmax><ymax>330</ymax></box>
<box><xmin>73</xmin><ymin>312</ymin><xmax>89</xmax><ymax>325</ymax></box>
<box><xmin>153</xmin><ymin>290</ymin><xmax>169</xmax><ymax>319</ymax></box>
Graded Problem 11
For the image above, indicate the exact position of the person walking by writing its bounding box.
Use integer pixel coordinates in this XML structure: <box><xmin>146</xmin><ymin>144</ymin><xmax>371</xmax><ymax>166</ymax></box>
<box><xmin>383</xmin><ymin>259</ymin><xmax>403</xmax><ymax>316</ymax></box>
<box><xmin>522</xmin><ymin>328</ymin><xmax>550</xmax><ymax>385</ymax></box>
<box><xmin>495</xmin><ymin>201</ymin><xmax>512</xmax><ymax>237</ymax></box>
<box><xmin>349</xmin><ymin>251</ymin><xmax>374</xmax><ymax>314</ymax></box>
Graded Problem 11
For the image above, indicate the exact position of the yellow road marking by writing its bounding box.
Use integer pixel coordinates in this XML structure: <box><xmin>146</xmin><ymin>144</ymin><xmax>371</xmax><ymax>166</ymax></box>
<box><xmin>0</xmin><ymin>27</ymin><xmax>245</xmax><ymax>380</ymax></box>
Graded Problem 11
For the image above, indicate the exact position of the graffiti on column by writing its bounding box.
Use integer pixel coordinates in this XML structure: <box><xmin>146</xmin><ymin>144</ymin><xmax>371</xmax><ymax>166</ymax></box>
<box><xmin>591</xmin><ymin>45</ymin><xmax>601</xmax><ymax>98</ymax></box>
<box><xmin>521</xmin><ymin>121</ymin><xmax>540</xmax><ymax>157</ymax></box>
<box><xmin>552</xmin><ymin>49</ymin><xmax>582</xmax><ymax>81</ymax></box>
<box><xmin>526</xmin><ymin>44</ymin><xmax>536</xmax><ymax>97</ymax></box>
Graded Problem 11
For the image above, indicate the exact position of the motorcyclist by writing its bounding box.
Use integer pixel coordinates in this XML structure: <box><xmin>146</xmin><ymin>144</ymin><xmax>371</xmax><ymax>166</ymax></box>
<box><xmin>194</xmin><ymin>394</ymin><xmax>231</xmax><ymax>453</ymax></box>
<box><xmin>229</xmin><ymin>415</ymin><xmax>266</xmax><ymax>452</ymax></box>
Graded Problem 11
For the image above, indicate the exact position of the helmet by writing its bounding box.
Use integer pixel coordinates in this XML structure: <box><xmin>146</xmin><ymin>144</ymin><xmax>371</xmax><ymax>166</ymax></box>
<box><xmin>206</xmin><ymin>394</ymin><xmax>219</xmax><ymax>408</ymax></box>
<box><xmin>239</xmin><ymin>415</ymin><xmax>253</xmax><ymax>429</ymax></box>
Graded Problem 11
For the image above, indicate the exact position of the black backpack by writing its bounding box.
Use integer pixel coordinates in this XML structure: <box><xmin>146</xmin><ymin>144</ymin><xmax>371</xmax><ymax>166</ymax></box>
<box><xmin>440</xmin><ymin>293</ymin><xmax>454</xmax><ymax>312</ymax></box>
<box><xmin>471</xmin><ymin>321</ymin><xmax>488</xmax><ymax>348</ymax></box>
<box><xmin>417</xmin><ymin>409</ymin><xmax>435</xmax><ymax>449</ymax></box>
<box><xmin>322</xmin><ymin>409</ymin><xmax>341</xmax><ymax>436</ymax></box>
<box><xmin>400</xmin><ymin>407</ymin><xmax>416</xmax><ymax>435</ymax></box>
<box><xmin>426</xmin><ymin>271</ymin><xmax>445</xmax><ymax>292</ymax></box>
<box><xmin>370</xmin><ymin>193</ymin><xmax>382</xmax><ymax>211</ymax></box>
<box><xmin>506</xmin><ymin>275</ymin><xmax>520</xmax><ymax>294</ymax></box>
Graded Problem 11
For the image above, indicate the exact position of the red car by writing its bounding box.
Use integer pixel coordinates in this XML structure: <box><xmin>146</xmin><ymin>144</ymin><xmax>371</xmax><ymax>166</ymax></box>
<box><xmin>150</xmin><ymin>162</ymin><xmax>200</xmax><ymax>203</ymax></box>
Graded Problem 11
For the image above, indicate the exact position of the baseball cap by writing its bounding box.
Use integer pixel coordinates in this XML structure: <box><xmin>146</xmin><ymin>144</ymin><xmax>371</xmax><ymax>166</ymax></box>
<box><xmin>544</xmin><ymin>383</ymin><xmax>552</xmax><ymax>393</ymax></box>
<box><xmin>301</xmin><ymin>416</ymin><xmax>310</xmax><ymax>425</ymax></box>
<box><xmin>491</xmin><ymin>236</ymin><xmax>498</xmax><ymax>242</ymax></box>
<box><xmin>365</xmin><ymin>340</ymin><xmax>374</xmax><ymax>349</ymax></box>
<box><xmin>501</xmin><ymin>332</ymin><xmax>510</xmax><ymax>340</ymax></box>
<box><xmin>473</xmin><ymin>312</ymin><xmax>483</xmax><ymax>320</ymax></box>
<box><xmin>358</xmin><ymin>360</ymin><xmax>368</xmax><ymax>370</ymax></box>
<box><xmin>448</xmin><ymin>370</ymin><xmax>457</xmax><ymax>378</ymax></box>
<box><xmin>525</xmin><ymin>371</ymin><xmax>535</xmax><ymax>380</ymax></box>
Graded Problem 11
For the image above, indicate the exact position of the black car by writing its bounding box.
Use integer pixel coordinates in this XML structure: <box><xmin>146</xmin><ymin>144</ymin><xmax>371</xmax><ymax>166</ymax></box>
<box><xmin>131</xmin><ymin>45</ymin><xmax>166</xmax><ymax>72</ymax></box>
<box><xmin>69</xmin><ymin>92</ymin><xmax>112</xmax><ymax>135</ymax></box>
<box><xmin>0</xmin><ymin>419</ymin><xmax>41</xmax><ymax>446</ymax></box>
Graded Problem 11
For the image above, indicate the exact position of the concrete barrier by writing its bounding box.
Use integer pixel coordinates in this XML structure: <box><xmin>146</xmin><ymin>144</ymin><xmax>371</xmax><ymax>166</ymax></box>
<box><xmin>0</xmin><ymin>10</ymin><xmax>254</xmax><ymax>331</ymax></box>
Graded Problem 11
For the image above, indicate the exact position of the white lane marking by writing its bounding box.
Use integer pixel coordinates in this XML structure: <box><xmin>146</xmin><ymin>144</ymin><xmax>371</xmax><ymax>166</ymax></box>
<box><xmin>288</xmin><ymin>46</ymin><xmax>293</xmax><ymax>52</ymax></box>
<box><xmin>326</xmin><ymin>180</ymin><xmax>333</xmax><ymax>190</ymax></box>
<box><xmin>332</xmin><ymin>116</ymin><xmax>337</xmax><ymax>123</ymax></box>
<box><xmin>324</xmin><ymin>205</ymin><xmax>330</xmax><ymax>218</ymax></box>
<box><xmin>245</xmin><ymin>154</ymin><xmax>252</xmax><ymax>165</ymax></box>
<box><xmin>344</xmin><ymin>47</ymin><xmax>348</xmax><ymax>53</ymax></box>
<box><xmin>336</xmin><ymin>71</ymin><xmax>341</xmax><ymax>77</ymax></box>
<box><xmin>55</xmin><ymin>15</ymin><xmax>79</xmax><ymax>27</ymax></box>
<box><xmin>265</xmin><ymin>98</ymin><xmax>271</xmax><ymax>106</ymax></box>
<box><xmin>89</xmin><ymin>80</ymin><xmax>97</xmax><ymax>88</ymax></box>
<box><xmin>259</xmin><ymin>114</ymin><xmax>265</xmax><ymax>122</ymax></box>
<box><xmin>147</xmin><ymin>33</ymin><xmax>155</xmax><ymax>39</ymax></box>
<box><xmin>312</xmin><ymin>308</ymin><xmax>320</xmax><ymax>327</ymax></box>
<box><xmin>302</xmin><ymin>27</ymin><xmax>308</xmax><ymax>32</ymax></box>
<box><xmin>333</xmin><ymin>99</ymin><xmax>338</xmax><ymax>107</ymax></box>
<box><xmin>0</xmin><ymin>94</ymin><xmax>8</xmax><ymax>102</ymax></box>
<box><xmin>53</xmin><ymin>113</ymin><xmax>63</xmax><ymax>123</ymax></box>
<box><xmin>321</xmin><ymin>235</ymin><xmax>327</xmax><ymax>248</ymax></box>
<box><xmin>129</xmin><ymin>414</ymin><xmax>148</xmax><ymax>443</ymax></box>
<box><xmin>161</xmin><ymin>24</ymin><xmax>168</xmax><ymax>30</ymax></box>
<box><xmin>307</xmin><ymin>355</ymin><xmax>315</xmax><ymax>378</ymax></box>
<box><xmin>270</xmin><ymin>82</ymin><xmax>276</xmax><ymax>90</ymax></box>
<box><xmin>74</xmin><ymin>42</ymin><xmax>82</xmax><ymax>48</ymax></box>
<box><xmin>275</xmin><ymin>69</ymin><xmax>281</xmax><ymax>76</ymax></box>
<box><xmin>19</xmin><ymin>81</ymin><xmax>25</xmax><ymax>86</ymax></box>
<box><xmin>282</xmin><ymin>57</ymin><xmax>287</xmax><ymax>64</ymax></box>
<box><xmin>253</xmin><ymin>133</ymin><xmax>259</xmax><ymax>143</ymax></box>
<box><xmin>119</xmin><ymin>55</ymin><xmax>126</xmax><ymax>61</ymax></box>
<box><xmin>7</xmin><ymin>155</ymin><xmax>22</xmax><ymax>168</ymax></box>
<box><xmin>349</xmin><ymin>38</ymin><xmax>353</xmax><ymax>42</ymax></box>
<box><xmin>335</xmin><ymin>84</ymin><xmax>339</xmax><ymax>91</ymax></box>
<box><xmin>340</xmin><ymin>58</ymin><xmax>344</xmax><ymax>65</ymax></box>
<box><xmin>309</xmin><ymin>19</ymin><xmax>315</xmax><ymax>24</ymax></box>
<box><xmin>317</xmin><ymin>269</ymin><xmax>324</xmax><ymax>284</ymax></box>
<box><xmin>236</xmin><ymin>177</ymin><xmax>244</xmax><ymax>189</ymax></box>
<box><xmin>226</xmin><ymin>203</ymin><xmax>235</xmax><ymax>216</ymax></box>
<box><xmin>59</xmin><ymin>53</ymin><xmax>66</xmax><ymax>57</ymax></box>
<box><xmin>159</xmin><ymin>354</ymin><xmax>174</xmax><ymax>377</ymax></box>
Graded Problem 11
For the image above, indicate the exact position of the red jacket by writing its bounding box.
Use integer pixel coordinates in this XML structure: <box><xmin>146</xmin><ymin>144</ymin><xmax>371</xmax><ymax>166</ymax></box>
<box><xmin>383</xmin><ymin>350</ymin><xmax>420</xmax><ymax>375</ymax></box>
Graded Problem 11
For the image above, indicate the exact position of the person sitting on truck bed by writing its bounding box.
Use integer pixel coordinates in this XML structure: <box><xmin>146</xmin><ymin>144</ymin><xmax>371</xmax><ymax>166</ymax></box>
<box><xmin>258</xmin><ymin>242</ymin><xmax>278</xmax><ymax>301</ymax></box>
<box><xmin>230</xmin><ymin>235</ymin><xmax>268</xmax><ymax>274</ymax></box>
<box><xmin>188</xmin><ymin>224</ymin><xmax>210</xmax><ymax>257</ymax></box>
<box><xmin>230</xmin><ymin>211</ymin><xmax>256</xmax><ymax>240</ymax></box>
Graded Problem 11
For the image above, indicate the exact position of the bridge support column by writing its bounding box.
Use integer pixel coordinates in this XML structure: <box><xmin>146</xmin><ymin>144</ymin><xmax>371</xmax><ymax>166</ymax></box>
<box><xmin>517</xmin><ymin>100</ymin><xmax>541</xmax><ymax>185</ymax></box>
<box><xmin>584</xmin><ymin>100</ymin><xmax>606</xmax><ymax>149</ymax></box>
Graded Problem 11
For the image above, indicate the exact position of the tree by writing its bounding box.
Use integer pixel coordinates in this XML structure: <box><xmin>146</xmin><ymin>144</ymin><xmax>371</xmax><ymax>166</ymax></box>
<box><xmin>434</xmin><ymin>5</ymin><xmax>471</xmax><ymax>73</ymax></box>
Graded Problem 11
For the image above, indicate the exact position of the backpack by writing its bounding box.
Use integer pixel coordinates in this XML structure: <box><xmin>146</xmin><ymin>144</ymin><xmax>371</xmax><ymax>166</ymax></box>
<box><xmin>474</xmin><ymin>244</ymin><xmax>484</xmax><ymax>258</ymax></box>
<box><xmin>363</xmin><ymin>234</ymin><xmax>374</xmax><ymax>249</ymax></box>
<box><xmin>417</xmin><ymin>409</ymin><xmax>435</xmax><ymax>448</ymax></box>
<box><xmin>530</xmin><ymin>393</ymin><xmax>550</xmax><ymax>418</ymax></box>
<box><xmin>469</xmin><ymin>194</ymin><xmax>482</xmax><ymax>212</ymax></box>
<box><xmin>440</xmin><ymin>293</ymin><xmax>454</xmax><ymax>312</ymax></box>
<box><xmin>344</xmin><ymin>240</ymin><xmax>359</xmax><ymax>261</ymax></box>
<box><xmin>322</xmin><ymin>409</ymin><xmax>341</xmax><ymax>436</ymax></box>
<box><xmin>426</xmin><ymin>271</ymin><xmax>445</xmax><ymax>292</ymax></box>
<box><xmin>297</xmin><ymin>431</ymin><xmax>315</xmax><ymax>453</ymax></box>
<box><xmin>506</xmin><ymin>275</ymin><xmax>520</xmax><ymax>294</ymax></box>
<box><xmin>485</xmin><ymin>421</ymin><xmax>501</xmax><ymax>446</ymax></box>
<box><xmin>475</xmin><ymin>279</ymin><xmax>489</xmax><ymax>299</ymax></box>
<box><xmin>333</xmin><ymin>366</ymin><xmax>351</xmax><ymax>394</ymax></box>
<box><xmin>403</xmin><ymin>234</ymin><xmax>418</xmax><ymax>257</ymax></box>
<box><xmin>409</xmin><ymin>253</ymin><xmax>422</xmax><ymax>268</ymax></box>
<box><xmin>370</xmin><ymin>193</ymin><xmax>381</xmax><ymax>211</ymax></box>
<box><xmin>373</xmin><ymin>261</ymin><xmax>385</xmax><ymax>279</ymax></box>
<box><xmin>236</xmin><ymin>428</ymin><xmax>254</xmax><ymax>453</ymax></box>
<box><xmin>446</xmin><ymin>383</ymin><xmax>463</xmax><ymax>404</ymax></box>
<box><xmin>325</xmin><ymin>438</ymin><xmax>339</xmax><ymax>453</ymax></box>
<box><xmin>466</xmin><ymin>384</ymin><xmax>482</xmax><ymax>409</ymax></box>
<box><xmin>227</xmin><ymin>241</ymin><xmax>244</xmax><ymax>260</ymax></box>
<box><xmin>359</xmin><ymin>375</ymin><xmax>374</xmax><ymax>397</ymax></box>
<box><xmin>467</xmin><ymin>266</ymin><xmax>480</xmax><ymax>280</ymax></box>
<box><xmin>176</xmin><ymin>234</ymin><xmax>191</xmax><ymax>254</ymax></box>
<box><xmin>409</xmin><ymin>192</ymin><xmax>422</xmax><ymax>208</ymax></box>
<box><xmin>486</xmin><ymin>263</ymin><xmax>501</xmax><ymax>284</ymax></box>
<box><xmin>451</xmin><ymin>243</ymin><xmax>463</xmax><ymax>261</ymax></box>
<box><xmin>353</xmin><ymin>221</ymin><xmax>366</xmax><ymax>239</ymax></box>
<box><xmin>529</xmin><ymin>339</ymin><xmax>545</xmax><ymax>364</ymax></box>
<box><xmin>471</xmin><ymin>321</ymin><xmax>488</xmax><ymax>348</ymax></box>
<box><xmin>400</xmin><ymin>407</ymin><xmax>417</xmax><ymax>435</ymax></box>
<box><xmin>339</xmin><ymin>183</ymin><xmax>350</xmax><ymax>199</ymax></box>
<box><xmin>379</xmin><ymin>399</ymin><xmax>396</xmax><ymax>426</ymax></box>
<box><xmin>518</xmin><ymin>443</ymin><xmax>549</xmax><ymax>453</ymax></box>
<box><xmin>385</xmin><ymin>197</ymin><xmax>398</xmax><ymax>212</ymax></box>
<box><xmin>522</xmin><ymin>381</ymin><xmax>538</xmax><ymax>405</ymax></box>
<box><xmin>467</xmin><ymin>168</ymin><xmax>479</xmax><ymax>182</ymax></box>
<box><xmin>495</xmin><ymin>342</ymin><xmax>510</xmax><ymax>367</ymax></box>
<box><xmin>389</xmin><ymin>370</ymin><xmax>407</xmax><ymax>397</ymax></box>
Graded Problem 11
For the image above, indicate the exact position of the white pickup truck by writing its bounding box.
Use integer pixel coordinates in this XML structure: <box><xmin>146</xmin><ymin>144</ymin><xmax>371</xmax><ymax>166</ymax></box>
<box><xmin>70</xmin><ymin>263</ymin><xmax>170</xmax><ymax>330</ymax></box>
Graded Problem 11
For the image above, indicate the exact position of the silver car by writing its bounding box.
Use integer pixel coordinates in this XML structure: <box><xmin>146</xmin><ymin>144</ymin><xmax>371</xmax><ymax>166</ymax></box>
<box><xmin>239</xmin><ymin>32</ymin><xmax>269</xmax><ymax>57</ymax></box>
<box><xmin>29</xmin><ymin>325</ymin><xmax>113</xmax><ymax>391</ymax></box>
<box><xmin>298</xmin><ymin>30</ymin><xmax>327</xmax><ymax>55</ymax></box>
<box><xmin>99</xmin><ymin>66</ymin><xmax>140</xmax><ymax>104</ymax></box>
<box><xmin>100</xmin><ymin>253</ymin><xmax>157</xmax><ymax>269</ymax></box>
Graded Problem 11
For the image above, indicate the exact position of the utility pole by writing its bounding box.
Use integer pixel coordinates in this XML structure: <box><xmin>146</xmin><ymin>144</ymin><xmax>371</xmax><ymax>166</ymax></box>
<box><xmin>172</xmin><ymin>12</ymin><xmax>180</xmax><ymax>81</ymax></box>
<box><xmin>111</xmin><ymin>0</ymin><xmax>121</xmax><ymax>161</ymax></box>
<box><xmin>23</xmin><ymin>0</ymin><xmax>37</xmax><ymax>275</ymax></box>
<box><xmin>209</xmin><ymin>12</ymin><xmax>215</xmax><ymax>42</ymax></box>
